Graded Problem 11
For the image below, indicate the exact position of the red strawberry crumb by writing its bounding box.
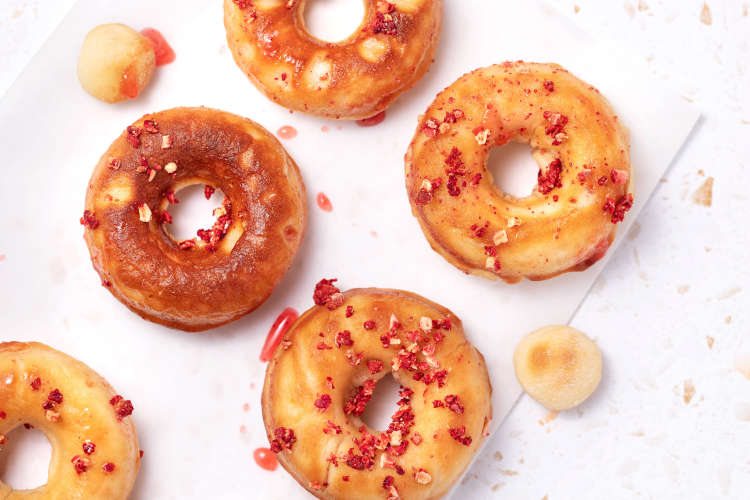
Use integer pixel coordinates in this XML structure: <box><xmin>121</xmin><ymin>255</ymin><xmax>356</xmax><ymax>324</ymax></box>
<box><xmin>371</xmin><ymin>10</ymin><xmax>397</xmax><ymax>35</ymax></box>
<box><xmin>610</xmin><ymin>169</ymin><xmax>629</xmax><ymax>185</ymax></box>
<box><xmin>48</xmin><ymin>389</ymin><xmax>63</xmax><ymax>404</ymax></box>
<box><xmin>367</xmin><ymin>359</ymin><xmax>384</xmax><ymax>374</ymax></box>
<box><xmin>178</xmin><ymin>239</ymin><xmax>196</xmax><ymax>250</ymax></box>
<box><xmin>449</xmin><ymin>425</ymin><xmax>472</xmax><ymax>446</ymax></box>
<box><xmin>363</xmin><ymin>320</ymin><xmax>376</xmax><ymax>330</ymax></box>
<box><xmin>383</xmin><ymin>476</ymin><xmax>395</xmax><ymax>490</ymax></box>
<box><xmin>314</xmin><ymin>394</ymin><xmax>332</xmax><ymax>412</ymax></box>
<box><xmin>543</xmin><ymin>111</ymin><xmax>568</xmax><ymax>145</ymax></box>
<box><xmin>609</xmin><ymin>193</ymin><xmax>633</xmax><ymax>223</ymax></box>
<box><xmin>71</xmin><ymin>455</ymin><xmax>90</xmax><ymax>474</ymax></box>
<box><xmin>109</xmin><ymin>395</ymin><xmax>134</xmax><ymax>421</ymax></box>
<box><xmin>143</xmin><ymin>120</ymin><xmax>159</xmax><ymax>134</ymax></box>
<box><xmin>323</xmin><ymin>420</ymin><xmax>342</xmax><ymax>435</ymax></box>
<box><xmin>313</xmin><ymin>278</ymin><xmax>344</xmax><ymax>310</ymax></box>
<box><xmin>102</xmin><ymin>462</ymin><xmax>116</xmax><ymax>473</ymax></box>
<box><xmin>31</xmin><ymin>377</ymin><xmax>41</xmax><ymax>390</ymax></box>
<box><xmin>335</xmin><ymin>330</ymin><xmax>354</xmax><ymax>348</ymax></box>
<box><xmin>126</xmin><ymin>126</ymin><xmax>142</xmax><ymax>148</ymax></box>
<box><xmin>344</xmin><ymin>380</ymin><xmax>376</xmax><ymax>416</ymax></box>
<box><xmin>80</xmin><ymin>210</ymin><xmax>99</xmax><ymax>229</ymax></box>
<box><xmin>538</xmin><ymin>158</ymin><xmax>563</xmax><ymax>194</ymax></box>
<box><xmin>444</xmin><ymin>394</ymin><xmax>465</xmax><ymax>414</ymax></box>
<box><xmin>270</xmin><ymin>427</ymin><xmax>296</xmax><ymax>452</ymax></box>
<box><xmin>82</xmin><ymin>441</ymin><xmax>96</xmax><ymax>455</ymax></box>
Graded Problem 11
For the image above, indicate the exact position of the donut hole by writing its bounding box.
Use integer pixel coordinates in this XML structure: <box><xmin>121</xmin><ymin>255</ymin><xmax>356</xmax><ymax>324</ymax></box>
<box><xmin>486</xmin><ymin>141</ymin><xmax>541</xmax><ymax>199</ymax></box>
<box><xmin>0</xmin><ymin>426</ymin><xmax>52</xmax><ymax>490</ymax></box>
<box><xmin>302</xmin><ymin>0</ymin><xmax>366</xmax><ymax>42</ymax></box>
<box><xmin>164</xmin><ymin>183</ymin><xmax>228</xmax><ymax>243</ymax></box>
<box><xmin>359</xmin><ymin>373</ymin><xmax>402</xmax><ymax>431</ymax></box>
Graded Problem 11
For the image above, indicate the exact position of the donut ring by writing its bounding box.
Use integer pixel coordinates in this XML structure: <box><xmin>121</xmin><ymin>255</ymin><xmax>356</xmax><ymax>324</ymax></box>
<box><xmin>81</xmin><ymin>107</ymin><xmax>306</xmax><ymax>331</ymax></box>
<box><xmin>0</xmin><ymin>342</ymin><xmax>140</xmax><ymax>499</ymax></box>
<box><xmin>405</xmin><ymin>62</ymin><xmax>633</xmax><ymax>282</ymax></box>
<box><xmin>262</xmin><ymin>283</ymin><xmax>492</xmax><ymax>499</ymax></box>
<box><xmin>224</xmin><ymin>0</ymin><xmax>443</xmax><ymax>119</ymax></box>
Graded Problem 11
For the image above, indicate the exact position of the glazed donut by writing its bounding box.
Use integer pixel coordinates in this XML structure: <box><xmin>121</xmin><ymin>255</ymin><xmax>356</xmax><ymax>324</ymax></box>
<box><xmin>262</xmin><ymin>281</ymin><xmax>492</xmax><ymax>500</ymax></box>
<box><xmin>224</xmin><ymin>0</ymin><xmax>442</xmax><ymax>119</ymax></box>
<box><xmin>405</xmin><ymin>62</ymin><xmax>633</xmax><ymax>283</ymax></box>
<box><xmin>81</xmin><ymin>107</ymin><xmax>306</xmax><ymax>331</ymax></box>
<box><xmin>0</xmin><ymin>342</ymin><xmax>140</xmax><ymax>499</ymax></box>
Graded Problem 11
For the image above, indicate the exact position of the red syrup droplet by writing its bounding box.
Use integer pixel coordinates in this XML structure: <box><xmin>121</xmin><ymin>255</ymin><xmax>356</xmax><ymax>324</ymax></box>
<box><xmin>253</xmin><ymin>448</ymin><xmax>278</xmax><ymax>471</ymax></box>
<box><xmin>356</xmin><ymin>110</ymin><xmax>387</xmax><ymax>127</ymax></box>
<box><xmin>277</xmin><ymin>125</ymin><xmax>298</xmax><ymax>139</ymax></box>
<box><xmin>260</xmin><ymin>307</ymin><xmax>299</xmax><ymax>362</ymax></box>
<box><xmin>316</xmin><ymin>193</ymin><xmax>333</xmax><ymax>212</ymax></box>
<box><xmin>141</xmin><ymin>28</ymin><xmax>176</xmax><ymax>66</ymax></box>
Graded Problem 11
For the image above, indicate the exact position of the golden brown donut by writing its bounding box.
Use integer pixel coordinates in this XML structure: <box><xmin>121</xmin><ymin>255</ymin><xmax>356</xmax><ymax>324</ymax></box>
<box><xmin>224</xmin><ymin>0</ymin><xmax>443</xmax><ymax>119</ymax></box>
<box><xmin>0</xmin><ymin>342</ymin><xmax>140</xmax><ymax>500</ymax></box>
<box><xmin>405</xmin><ymin>62</ymin><xmax>633</xmax><ymax>283</ymax></box>
<box><xmin>81</xmin><ymin>107</ymin><xmax>306</xmax><ymax>331</ymax></box>
<box><xmin>262</xmin><ymin>281</ymin><xmax>492</xmax><ymax>500</ymax></box>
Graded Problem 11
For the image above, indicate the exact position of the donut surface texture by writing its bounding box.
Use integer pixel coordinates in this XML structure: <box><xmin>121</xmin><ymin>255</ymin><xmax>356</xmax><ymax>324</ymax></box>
<box><xmin>0</xmin><ymin>342</ymin><xmax>140</xmax><ymax>500</ymax></box>
<box><xmin>82</xmin><ymin>107</ymin><xmax>307</xmax><ymax>331</ymax></box>
<box><xmin>405</xmin><ymin>62</ymin><xmax>633</xmax><ymax>283</ymax></box>
<box><xmin>262</xmin><ymin>284</ymin><xmax>492</xmax><ymax>500</ymax></box>
<box><xmin>224</xmin><ymin>0</ymin><xmax>443</xmax><ymax>119</ymax></box>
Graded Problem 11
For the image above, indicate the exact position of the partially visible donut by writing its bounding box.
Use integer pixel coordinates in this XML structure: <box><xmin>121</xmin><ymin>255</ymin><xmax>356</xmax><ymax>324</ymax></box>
<box><xmin>262</xmin><ymin>281</ymin><xmax>492</xmax><ymax>500</ymax></box>
<box><xmin>81</xmin><ymin>107</ymin><xmax>307</xmax><ymax>331</ymax></box>
<box><xmin>405</xmin><ymin>62</ymin><xmax>633</xmax><ymax>282</ymax></box>
<box><xmin>224</xmin><ymin>0</ymin><xmax>443</xmax><ymax>119</ymax></box>
<box><xmin>0</xmin><ymin>342</ymin><xmax>140</xmax><ymax>500</ymax></box>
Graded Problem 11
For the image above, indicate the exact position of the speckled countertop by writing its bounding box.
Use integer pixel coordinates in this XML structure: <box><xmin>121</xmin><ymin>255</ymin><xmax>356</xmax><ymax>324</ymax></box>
<box><xmin>1</xmin><ymin>1</ymin><xmax>748</xmax><ymax>499</ymax></box>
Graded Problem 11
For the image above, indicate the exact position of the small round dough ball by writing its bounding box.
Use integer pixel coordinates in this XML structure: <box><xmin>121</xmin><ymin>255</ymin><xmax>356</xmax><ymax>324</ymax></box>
<box><xmin>77</xmin><ymin>23</ymin><xmax>155</xmax><ymax>103</ymax></box>
<box><xmin>513</xmin><ymin>325</ymin><xmax>602</xmax><ymax>411</ymax></box>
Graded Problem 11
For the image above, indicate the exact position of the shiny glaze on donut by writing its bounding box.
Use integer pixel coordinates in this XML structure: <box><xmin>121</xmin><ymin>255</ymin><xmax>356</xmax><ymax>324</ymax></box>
<box><xmin>262</xmin><ymin>287</ymin><xmax>492</xmax><ymax>500</ymax></box>
<box><xmin>0</xmin><ymin>342</ymin><xmax>140</xmax><ymax>500</ymax></box>
<box><xmin>82</xmin><ymin>107</ymin><xmax>307</xmax><ymax>331</ymax></box>
<box><xmin>224</xmin><ymin>0</ymin><xmax>442</xmax><ymax>119</ymax></box>
<box><xmin>405</xmin><ymin>62</ymin><xmax>633</xmax><ymax>283</ymax></box>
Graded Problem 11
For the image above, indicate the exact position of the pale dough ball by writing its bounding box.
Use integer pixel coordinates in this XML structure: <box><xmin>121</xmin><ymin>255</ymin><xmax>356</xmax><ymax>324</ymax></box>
<box><xmin>513</xmin><ymin>325</ymin><xmax>602</xmax><ymax>411</ymax></box>
<box><xmin>77</xmin><ymin>23</ymin><xmax>155</xmax><ymax>103</ymax></box>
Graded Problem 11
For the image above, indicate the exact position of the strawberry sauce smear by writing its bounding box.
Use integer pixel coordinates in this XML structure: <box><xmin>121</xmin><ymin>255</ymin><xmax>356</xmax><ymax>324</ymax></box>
<box><xmin>316</xmin><ymin>192</ymin><xmax>333</xmax><ymax>212</ymax></box>
<box><xmin>356</xmin><ymin>110</ymin><xmax>386</xmax><ymax>127</ymax></box>
<box><xmin>260</xmin><ymin>307</ymin><xmax>299</xmax><ymax>362</ymax></box>
<box><xmin>141</xmin><ymin>28</ymin><xmax>176</xmax><ymax>66</ymax></box>
<box><xmin>253</xmin><ymin>447</ymin><xmax>278</xmax><ymax>471</ymax></box>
